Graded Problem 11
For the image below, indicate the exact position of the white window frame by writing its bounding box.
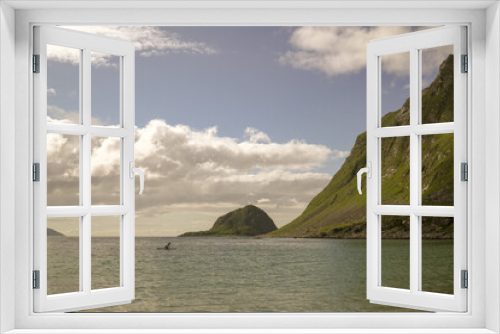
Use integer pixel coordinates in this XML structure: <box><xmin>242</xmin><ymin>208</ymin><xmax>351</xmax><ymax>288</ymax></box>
<box><xmin>1</xmin><ymin>1</ymin><xmax>499</xmax><ymax>333</ymax></box>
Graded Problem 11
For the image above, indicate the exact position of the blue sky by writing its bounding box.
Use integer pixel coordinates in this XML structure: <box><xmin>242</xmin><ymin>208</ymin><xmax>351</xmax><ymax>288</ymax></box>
<box><xmin>46</xmin><ymin>26</ymin><xmax>450</xmax><ymax>236</ymax></box>
<box><xmin>133</xmin><ymin>27</ymin><xmax>366</xmax><ymax>161</ymax></box>
<box><xmin>48</xmin><ymin>27</ymin><xmax>414</xmax><ymax>172</ymax></box>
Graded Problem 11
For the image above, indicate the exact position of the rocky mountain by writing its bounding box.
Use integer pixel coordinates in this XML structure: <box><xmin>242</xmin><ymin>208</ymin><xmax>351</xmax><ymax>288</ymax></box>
<box><xmin>180</xmin><ymin>205</ymin><xmax>277</xmax><ymax>237</ymax></box>
<box><xmin>268</xmin><ymin>55</ymin><xmax>455</xmax><ymax>238</ymax></box>
<box><xmin>47</xmin><ymin>228</ymin><xmax>65</xmax><ymax>237</ymax></box>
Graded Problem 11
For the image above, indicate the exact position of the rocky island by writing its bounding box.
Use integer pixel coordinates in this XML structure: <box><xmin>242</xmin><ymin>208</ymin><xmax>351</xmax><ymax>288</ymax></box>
<box><xmin>47</xmin><ymin>228</ymin><xmax>65</xmax><ymax>236</ymax></box>
<box><xmin>180</xmin><ymin>205</ymin><xmax>277</xmax><ymax>237</ymax></box>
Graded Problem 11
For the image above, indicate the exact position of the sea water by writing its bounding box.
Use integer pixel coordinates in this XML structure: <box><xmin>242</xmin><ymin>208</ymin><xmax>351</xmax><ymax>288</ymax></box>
<box><xmin>46</xmin><ymin>237</ymin><xmax>453</xmax><ymax>312</ymax></box>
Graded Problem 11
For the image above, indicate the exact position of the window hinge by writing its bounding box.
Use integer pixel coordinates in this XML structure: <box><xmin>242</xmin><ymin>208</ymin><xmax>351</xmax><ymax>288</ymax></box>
<box><xmin>33</xmin><ymin>270</ymin><xmax>40</xmax><ymax>289</ymax></box>
<box><xmin>33</xmin><ymin>54</ymin><xmax>40</xmax><ymax>73</ymax></box>
<box><xmin>33</xmin><ymin>163</ymin><xmax>40</xmax><ymax>182</ymax></box>
<box><xmin>461</xmin><ymin>162</ymin><xmax>468</xmax><ymax>181</ymax></box>
<box><xmin>461</xmin><ymin>270</ymin><xmax>468</xmax><ymax>289</ymax></box>
<box><xmin>461</xmin><ymin>54</ymin><xmax>468</xmax><ymax>73</ymax></box>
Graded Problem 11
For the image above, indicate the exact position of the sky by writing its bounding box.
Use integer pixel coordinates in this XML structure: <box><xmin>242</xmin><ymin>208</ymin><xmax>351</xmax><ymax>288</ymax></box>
<box><xmin>45</xmin><ymin>26</ymin><xmax>452</xmax><ymax>237</ymax></box>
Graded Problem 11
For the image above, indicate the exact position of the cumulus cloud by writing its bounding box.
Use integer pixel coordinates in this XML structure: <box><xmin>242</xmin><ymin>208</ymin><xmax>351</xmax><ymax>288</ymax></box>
<box><xmin>46</xmin><ymin>105</ymin><xmax>103</xmax><ymax>125</ymax></box>
<box><xmin>279</xmin><ymin>26</ymin><xmax>450</xmax><ymax>78</ymax></box>
<box><xmin>244</xmin><ymin>127</ymin><xmax>271</xmax><ymax>144</ymax></box>
<box><xmin>46</xmin><ymin>133</ymin><xmax>80</xmax><ymax>206</ymax></box>
<box><xmin>47</xmin><ymin>88</ymin><xmax>57</xmax><ymax>96</ymax></box>
<box><xmin>47</xmin><ymin>116</ymin><xmax>350</xmax><ymax>234</ymax></box>
<box><xmin>47</xmin><ymin>105</ymin><xmax>79</xmax><ymax>124</ymax></box>
<box><xmin>48</xmin><ymin>26</ymin><xmax>217</xmax><ymax>67</ymax></box>
<box><xmin>134</xmin><ymin>120</ymin><xmax>343</xmax><ymax>174</ymax></box>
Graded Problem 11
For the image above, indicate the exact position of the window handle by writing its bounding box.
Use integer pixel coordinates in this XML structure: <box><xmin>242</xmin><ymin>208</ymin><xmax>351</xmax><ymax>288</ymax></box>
<box><xmin>357</xmin><ymin>162</ymin><xmax>371</xmax><ymax>195</ymax></box>
<box><xmin>129</xmin><ymin>162</ymin><xmax>144</xmax><ymax>195</ymax></box>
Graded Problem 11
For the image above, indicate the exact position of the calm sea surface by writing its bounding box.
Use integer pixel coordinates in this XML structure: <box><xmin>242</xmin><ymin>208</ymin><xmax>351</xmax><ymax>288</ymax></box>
<box><xmin>47</xmin><ymin>237</ymin><xmax>453</xmax><ymax>312</ymax></box>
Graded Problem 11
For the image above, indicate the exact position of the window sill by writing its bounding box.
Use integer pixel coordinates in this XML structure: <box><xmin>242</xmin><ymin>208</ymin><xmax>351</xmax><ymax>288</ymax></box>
<box><xmin>4</xmin><ymin>329</ymin><xmax>497</xmax><ymax>334</ymax></box>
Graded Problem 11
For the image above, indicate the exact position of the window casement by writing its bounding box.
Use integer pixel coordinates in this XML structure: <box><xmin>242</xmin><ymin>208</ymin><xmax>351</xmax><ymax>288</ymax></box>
<box><xmin>361</xmin><ymin>26</ymin><xmax>468</xmax><ymax>312</ymax></box>
<box><xmin>33</xmin><ymin>26</ymin><xmax>140</xmax><ymax>312</ymax></box>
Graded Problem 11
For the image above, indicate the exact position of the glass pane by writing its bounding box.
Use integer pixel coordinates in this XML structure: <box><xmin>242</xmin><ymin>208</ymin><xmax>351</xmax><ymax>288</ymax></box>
<box><xmin>421</xmin><ymin>45</ymin><xmax>454</xmax><ymax>124</ymax></box>
<box><xmin>421</xmin><ymin>217</ymin><xmax>454</xmax><ymax>294</ymax></box>
<box><xmin>47</xmin><ymin>133</ymin><xmax>80</xmax><ymax>206</ymax></box>
<box><xmin>421</xmin><ymin>133</ymin><xmax>454</xmax><ymax>206</ymax></box>
<box><xmin>46</xmin><ymin>44</ymin><xmax>80</xmax><ymax>124</ymax></box>
<box><xmin>47</xmin><ymin>217</ymin><xmax>80</xmax><ymax>294</ymax></box>
<box><xmin>381</xmin><ymin>137</ymin><xmax>410</xmax><ymax>205</ymax></box>
<box><xmin>91</xmin><ymin>52</ymin><xmax>120</xmax><ymax>127</ymax></box>
<box><xmin>381</xmin><ymin>52</ymin><xmax>410</xmax><ymax>127</ymax></box>
<box><xmin>92</xmin><ymin>216</ymin><xmax>121</xmax><ymax>290</ymax></box>
<box><xmin>91</xmin><ymin>136</ymin><xmax>121</xmax><ymax>205</ymax></box>
<box><xmin>381</xmin><ymin>216</ymin><xmax>410</xmax><ymax>290</ymax></box>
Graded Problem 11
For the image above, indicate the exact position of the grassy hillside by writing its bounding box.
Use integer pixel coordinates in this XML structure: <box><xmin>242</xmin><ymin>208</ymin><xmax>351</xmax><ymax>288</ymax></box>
<box><xmin>180</xmin><ymin>205</ymin><xmax>277</xmax><ymax>237</ymax></box>
<box><xmin>268</xmin><ymin>55</ymin><xmax>454</xmax><ymax>238</ymax></box>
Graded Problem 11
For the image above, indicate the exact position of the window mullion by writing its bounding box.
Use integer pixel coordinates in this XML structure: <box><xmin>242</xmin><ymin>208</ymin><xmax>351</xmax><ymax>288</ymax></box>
<box><xmin>82</xmin><ymin>48</ymin><xmax>92</xmax><ymax>294</ymax></box>
<box><xmin>409</xmin><ymin>47</ymin><xmax>420</xmax><ymax>294</ymax></box>
<box><xmin>90</xmin><ymin>205</ymin><xmax>129</xmax><ymax>216</ymax></box>
<box><xmin>373</xmin><ymin>123</ymin><xmax>454</xmax><ymax>138</ymax></box>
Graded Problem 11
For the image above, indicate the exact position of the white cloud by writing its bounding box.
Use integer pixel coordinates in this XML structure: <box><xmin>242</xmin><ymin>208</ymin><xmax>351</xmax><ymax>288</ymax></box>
<box><xmin>47</xmin><ymin>88</ymin><xmax>57</xmax><ymax>96</ymax></box>
<box><xmin>91</xmin><ymin>137</ymin><xmax>121</xmax><ymax>177</ymax></box>
<box><xmin>46</xmin><ymin>133</ymin><xmax>80</xmax><ymax>206</ymax></box>
<box><xmin>46</xmin><ymin>105</ymin><xmax>103</xmax><ymax>125</ymax></box>
<box><xmin>48</xmin><ymin>26</ymin><xmax>217</xmax><ymax>67</ymax></box>
<box><xmin>47</xmin><ymin>105</ymin><xmax>79</xmax><ymax>124</ymax></box>
<box><xmin>244</xmin><ymin>127</ymin><xmax>271</xmax><ymax>144</ymax></box>
<box><xmin>134</xmin><ymin>120</ymin><xmax>345</xmax><ymax>174</ymax></box>
<box><xmin>132</xmin><ymin>120</ymin><xmax>348</xmax><ymax>210</ymax></box>
<box><xmin>47</xmin><ymin>115</ymin><xmax>350</xmax><ymax>235</ymax></box>
<box><xmin>279</xmin><ymin>26</ymin><xmax>449</xmax><ymax>78</ymax></box>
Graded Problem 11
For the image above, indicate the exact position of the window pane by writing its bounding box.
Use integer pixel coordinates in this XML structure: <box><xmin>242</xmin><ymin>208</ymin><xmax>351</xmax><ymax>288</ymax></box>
<box><xmin>47</xmin><ymin>217</ymin><xmax>80</xmax><ymax>295</ymax></box>
<box><xmin>91</xmin><ymin>52</ymin><xmax>120</xmax><ymax>127</ymax></box>
<box><xmin>47</xmin><ymin>133</ymin><xmax>80</xmax><ymax>206</ymax></box>
<box><xmin>381</xmin><ymin>137</ymin><xmax>410</xmax><ymax>205</ymax></box>
<box><xmin>92</xmin><ymin>216</ymin><xmax>121</xmax><ymax>290</ymax></box>
<box><xmin>91</xmin><ymin>136</ymin><xmax>121</xmax><ymax>205</ymax></box>
<box><xmin>421</xmin><ymin>133</ymin><xmax>454</xmax><ymax>206</ymax></box>
<box><xmin>421</xmin><ymin>45</ymin><xmax>454</xmax><ymax>124</ymax></box>
<box><xmin>421</xmin><ymin>217</ymin><xmax>454</xmax><ymax>294</ymax></box>
<box><xmin>381</xmin><ymin>216</ymin><xmax>410</xmax><ymax>290</ymax></box>
<box><xmin>381</xmin><ymin>52</ymin><xmax>410</xmax><ymax>127</ymax></box>
<box><xmin>46</xmin><ymin>44</ymin><xmax>80</xmax><ymax>124</ymax></box>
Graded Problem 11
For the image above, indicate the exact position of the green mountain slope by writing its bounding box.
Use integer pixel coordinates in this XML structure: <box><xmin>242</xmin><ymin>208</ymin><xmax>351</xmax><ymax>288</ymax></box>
<box><xmin>180</xmin><ymin>205</ymin><xmax>277</xmax><ymax>237</ymax></box>
<box><xmin>268</xmin><ymin>55</ymin><xmax>455</xmax><ymax>238</ymax></box>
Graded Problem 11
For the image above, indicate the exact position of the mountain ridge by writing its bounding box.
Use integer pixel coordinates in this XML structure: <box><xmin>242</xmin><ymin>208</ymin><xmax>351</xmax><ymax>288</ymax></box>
<box><xmin>267</xmin><ymin>54</ymin><xmax>455</xmax><ymax>239</ymax></box>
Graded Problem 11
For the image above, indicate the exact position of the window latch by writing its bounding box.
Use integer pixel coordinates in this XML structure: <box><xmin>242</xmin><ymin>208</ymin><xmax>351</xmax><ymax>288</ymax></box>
<box><xmin>129</xmin><ymin>162</ymin><xmax>144</xmax><ymax>195</ymax></box>
<box><xmin>357</xmin><ymin>162</ymin><xmax>372</xmax><ymax>195</ymax></box>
